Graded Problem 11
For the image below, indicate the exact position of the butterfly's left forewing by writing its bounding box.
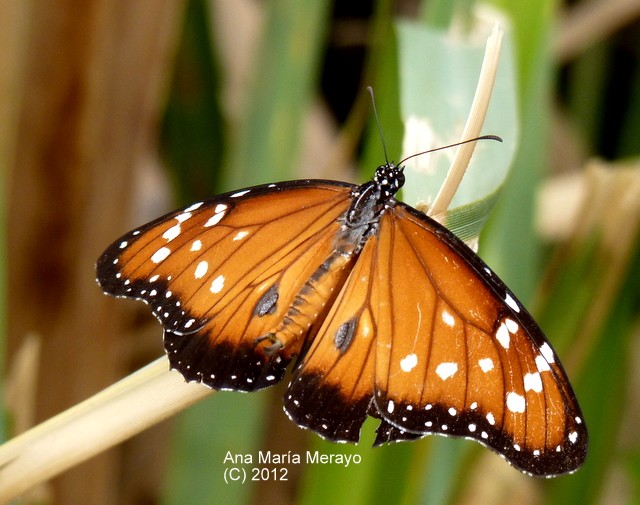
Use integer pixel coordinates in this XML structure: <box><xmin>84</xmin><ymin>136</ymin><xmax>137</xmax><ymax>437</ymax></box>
<box><xmin>370</xmin><ymin>204</ymin><xmax>587</xmax><ymax>476</ymax></box>
<box><xmin>97</xmin><ymin>181</ymin><xmax>354</xmax><ymax>392</ymax></box>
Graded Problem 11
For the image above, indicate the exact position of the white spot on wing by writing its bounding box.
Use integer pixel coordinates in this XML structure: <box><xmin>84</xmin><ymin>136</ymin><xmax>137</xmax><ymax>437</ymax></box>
<box><xmin>441</xmin><ymin>309</ymin><xmax>455</xmax><ymax>327</ymax></box>
<box><xmin>151</xmin><ymin>247</ymin><xmax>171</xmax><ymax>263</ymax></box>
<box><xmin>478</xmin><ymin>358</ymin><xmax>494</xmax><ymax>373</ymax></box>
<box><xmin>506</xmin><ymin>392</ymin><xmax>526</xmax><ymax>413</ymax></box>
<box><xmin>524</xmin><ymin>372</ymin><xmax>543</xmax><ymax>392</ymax></box>
<box><xmin>119</xmin><ymin>241</ymin><xmax>128</xmax><ymax>249</ymax></box>
<box><xmin>387</xmin><ymin>400</ymin><xmax>395</xmax><ymax>413</ymax></box>
<box><xmin>496</xmin><ymin>322</ymin><xmax>510</xmax><ymax>349</ymax></box>
<box><xmin>233</xmin><ymin>230</ymin><xmax>249</xmax><ymax>241</ymax></box>
<box><xmin>400</xmin><ymin>353</ymin><xmax>418</xmax><ymax>372</ymax></box>
<box><xmin>540</xmin><ymin>343</ymin><xmax>555</xmax><ymax>363</ymax></box>
<box><xmin>184</xmin><ymin>202</ymin><xmax>204</xmax><ymax>212</ymax></box>
<box><xmin>194</xmin><ymin>261</ymin><xmax>208</xmax><ymax>279</ymax></box>
<box><xmin>568</xmin><ymin>431</ymin><xmax>578</xmax><ymax>444</ymax></box>
<box><xmin>175</xmin><ymin>212</ymin><xmax>193</xmax><ymax>223</ymax></box>
<box><xmin>535</xmin><ymin>354</ymin><xmax>551</xmax><ymax>372</ymax></box>
<box><xmin>505</xmin><ymin>317</ymin><xmax>519</xmax><ymax>333</ymax></box>
<box><xmin>190</xmin><ymin>240</ymin><xmax>202</xmax><ymax>251</ymax></box>
<box><xmin>435</xmin><ymin>362</ymin><xmax>458</xmax><ymax>380</ymax></box>
<box><xmin>486</xmin><ymin>412</ymin><xmax>495</xmax><ymax>425</ymax></box>
<box><xmin>230</xmin><ymin>189</ymin><xmax>251</xmax><ymax>197</ymax></box>
<box><xmin>505</xmin><ymin>292</ymin><xmax>520</xmax><ymax>313</ymax></box>
<box><xmin>163</xmin><ymin>223</ymin><xmax>181</xmax><ymax>241</ymax></box>
<box><xmin>204</xmin><ymin>212</ymin><xmax>225</xmax><ymax>227</ymax></box>
<box><xmin>210</xmin><ymin>275</ymin><xmax>225</xmax><ymax>293</ymax></box>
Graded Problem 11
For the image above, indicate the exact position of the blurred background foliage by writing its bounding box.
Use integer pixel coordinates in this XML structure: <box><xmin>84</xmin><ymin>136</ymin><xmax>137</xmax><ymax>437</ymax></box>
<box><xmin>0</xmin><ymin>0</ymin><xmax>639</xmax><ymax>504</ymax></box>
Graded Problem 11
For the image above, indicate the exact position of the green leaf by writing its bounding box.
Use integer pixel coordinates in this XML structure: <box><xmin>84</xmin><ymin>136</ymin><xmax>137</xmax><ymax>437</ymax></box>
<box><xmin>395</xmin><ymin>20</ymin><xmax>518</xmax><ymax>241</ymax></box>
<box><xmin>161</xmin><ymin>0</ymin><xmax>226</xmax><ymax>204</ymax></box>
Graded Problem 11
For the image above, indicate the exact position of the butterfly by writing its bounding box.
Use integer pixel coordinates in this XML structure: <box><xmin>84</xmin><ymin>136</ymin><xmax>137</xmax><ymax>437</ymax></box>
<box><xmin>97</xmin><ymin>146</ymin><xmax>587</xmax><ymax>477</ymax></box>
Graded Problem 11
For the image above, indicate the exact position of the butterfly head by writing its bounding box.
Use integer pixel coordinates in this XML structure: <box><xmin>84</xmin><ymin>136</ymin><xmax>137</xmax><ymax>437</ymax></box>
<box><xmin>373</xmin><ymin>162</ymin><xmax>405</xmax><ymax>199</ymax></box>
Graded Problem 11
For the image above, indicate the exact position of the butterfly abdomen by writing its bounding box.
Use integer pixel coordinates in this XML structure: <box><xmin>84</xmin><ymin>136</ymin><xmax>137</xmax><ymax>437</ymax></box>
<box><xmin>255</xmin><ymin>250</ymin><xmax>355</xmax><ymax>355</ymax></box>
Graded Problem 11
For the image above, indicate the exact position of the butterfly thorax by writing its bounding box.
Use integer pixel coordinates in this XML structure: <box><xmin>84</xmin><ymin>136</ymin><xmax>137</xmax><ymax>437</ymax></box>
<box><xmin>336</xmin><ymin>163</ymin><xmax>404</xmax><ymax>254</ymax></box>
<box><xmin>373</xmin><ymin>162</ymin><xmax>405</xmax><ymax>198</ymax></box>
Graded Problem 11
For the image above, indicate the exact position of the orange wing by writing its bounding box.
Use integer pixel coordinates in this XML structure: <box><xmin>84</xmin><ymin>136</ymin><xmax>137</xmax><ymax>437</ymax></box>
<box><xmin>370</xmin><ymin>203</ymin><xmax>587</xmax><ymax>476</ymax></box>
<box><xmin>97</xmin><ymin>181</ymin><xmax>355</xmax><ymax>391</ymax></box>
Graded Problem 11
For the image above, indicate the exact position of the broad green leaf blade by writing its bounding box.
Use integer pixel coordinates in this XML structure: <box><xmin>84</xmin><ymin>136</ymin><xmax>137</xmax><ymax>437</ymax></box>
<box><xmin>396</xmin><ymin>20</ymin><xmax>518</xmax><ymax>240</ymax></box>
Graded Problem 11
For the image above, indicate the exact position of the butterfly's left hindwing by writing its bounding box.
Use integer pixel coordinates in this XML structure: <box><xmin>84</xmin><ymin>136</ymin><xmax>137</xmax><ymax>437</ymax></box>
<box><xmin>369</xmin><ymin>204</ymin><xmax>587</xmax><ymax>476</ymax></box>
<box><xmin>97</xmin><ymin>181</ymin><xmax>354</xmax><ymax>391</ymax></box>
<box><xmin>284</xmin><ymin>236</ymin><xmax>379</xmax><ymax>442</ymax></box>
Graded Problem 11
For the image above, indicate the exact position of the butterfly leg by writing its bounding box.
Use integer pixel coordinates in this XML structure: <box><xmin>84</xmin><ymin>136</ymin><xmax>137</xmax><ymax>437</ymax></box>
<box><xmin>253</xmin><ymin>333</ymin><xmax>283</xmax><ymax>355</ymax></box>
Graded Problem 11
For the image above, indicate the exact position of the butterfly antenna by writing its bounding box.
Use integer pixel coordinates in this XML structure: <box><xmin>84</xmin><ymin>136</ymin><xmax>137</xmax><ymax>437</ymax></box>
<box><xmin>398</xmin><ymin>135</ymin><xmax>502</xmax><ymax>167</ymax></box>
<box><xmin>367</xmin><ymin>86</ymin><xmax>391</xmax><ymax>166</ymax></box>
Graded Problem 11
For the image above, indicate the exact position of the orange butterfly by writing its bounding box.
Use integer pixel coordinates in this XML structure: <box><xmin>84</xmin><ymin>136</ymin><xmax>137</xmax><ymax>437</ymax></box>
<box><xmin>97</xmin><ymin>152</ymin><xmax>587</xmax><ymax>477</ymax></box>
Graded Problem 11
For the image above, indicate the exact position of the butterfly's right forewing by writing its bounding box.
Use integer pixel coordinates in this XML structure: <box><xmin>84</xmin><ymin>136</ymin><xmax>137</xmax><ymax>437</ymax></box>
<box><xmin>370</xmin><ymin>205</ymin><xmax>587</xmax><ymax>476</ymax></box>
